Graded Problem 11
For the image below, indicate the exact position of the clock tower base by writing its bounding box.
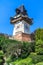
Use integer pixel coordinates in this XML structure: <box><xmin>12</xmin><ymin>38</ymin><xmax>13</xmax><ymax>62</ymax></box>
<box><xmin>13</xmin><ymin>32</ymin><xmax>32</xmax><ymax>42</ymax></box>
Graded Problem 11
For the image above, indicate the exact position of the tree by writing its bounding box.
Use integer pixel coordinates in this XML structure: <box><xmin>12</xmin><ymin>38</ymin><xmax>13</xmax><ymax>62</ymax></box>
<box><xmin>34</xmin><ymin>28</ymin><xmax>43</xmax><ymax>55</ymax></box>
<box><xmin>34</xmin><ymin>28</ymin><xmax>43</xmax><ymax>41</ymax></box>
<box><xmin>35</xmin><ymin>40</ymin><xmax>43</xmax><ymax>55</ymax></box>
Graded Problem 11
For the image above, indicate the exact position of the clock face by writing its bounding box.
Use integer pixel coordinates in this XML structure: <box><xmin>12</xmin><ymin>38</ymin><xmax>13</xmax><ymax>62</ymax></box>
<box><xmin>15</xmin><ymin>21</ymin><xmax>23</xmax><ymax>33</ymax></box>
<box><xmin>25</xmin><ymin>25</ymin><xmax>28</xmax><ymax>29</ymax></box>
<box><xmin>24</xmin><ymin>23</ymin><xmax>29</xmax><ymax>34</ymax></box>
<box><xmin>15</xmin><ymin>24</ymin><xmax>22</xmax><ymax>30</ymax></box>
<box><xmin>16</xmin><ymin>25</ymin><xmax>20</xmax><ymax>29</ymax></box>
<box><xmin>25</xmin><ymin>24</ymin><xmax>29</xmax><ymax>30</ymax></box>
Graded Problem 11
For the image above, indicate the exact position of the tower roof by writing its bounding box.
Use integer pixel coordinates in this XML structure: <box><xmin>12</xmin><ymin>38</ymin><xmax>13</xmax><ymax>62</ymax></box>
<box><xmin>10</xmin><ymin>5</ymin><xmax>33</xmax><ymax>25</ymax></box>
<box><xmin>15</xmin><ymin>5</ymin><xmax>27</xmax><ymax>15</ymax></box>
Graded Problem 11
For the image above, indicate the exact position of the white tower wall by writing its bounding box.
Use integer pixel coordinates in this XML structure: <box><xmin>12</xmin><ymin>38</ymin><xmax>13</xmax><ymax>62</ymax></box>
<box><xmin>13</xmin><ymin>20</ymin><xmax>30</xmax><ymax>36</ymax></box>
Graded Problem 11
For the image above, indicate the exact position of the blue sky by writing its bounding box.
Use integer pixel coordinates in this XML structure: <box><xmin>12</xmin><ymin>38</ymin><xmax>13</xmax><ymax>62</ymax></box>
<box><xmin>0</xmin><ymin>0</ymin><xmax>43</xmax><ymax>35</ymax></box>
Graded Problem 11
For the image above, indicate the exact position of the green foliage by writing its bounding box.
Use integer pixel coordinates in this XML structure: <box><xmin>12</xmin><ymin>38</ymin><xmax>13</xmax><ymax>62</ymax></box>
<box><xmin>0</xmin><ymin>50</ymin><xmax>4</xmax><ymax>65</ymax></box>
<box><xmin>4</xmin><ymin>41</ymin><xmax>35</xmax><ymax>62</ymax></box>
<box><xmin>0</xmin><ymin>34</ymin><xmax>35</xmax><ymax>59</ymax></box>
<box><xmin>0</xmin><ymin>51</ymin><xmax>4</xmax><ymax>57</ymax></box>
<box><xmin>36</xmin><ymin>62</ymin><xmax>43</xmax><ymax>65</ymax></box>
<box><xmin>34</xmin><ymin>28</ymin><xmax>43</xmax><ymax>41</ymax></box>
<box><xmin>11</xmin><ymin>57</ymin><xmax>33</xmax><ymax>65</ymax></box>
<box><xmin>34</xmin><ymin>28</ymin><xmax>43</xmax><ymax>55</ymax></box>
<box><xmin>0</xmin><ymin>29</ymin><xmax>43</xmax><ymax>65</ymax></box>
<box><xmin>20</xmin><ymin>42</ymin><xmax>35</xmax><ymax>58</ymax></box>
<box><xmin>6</xmin><ymin>56</ymin><xmax>12</xmax><ymax>63</ymax></box>
<box><xmin>35</xmin><ymin>40</ymin><xmax>43</xmax><ymax>55</ymax></box>
<box><xmin>29</xmin><ymin>52</ymin><xmax>43</xmax><ymax>64</ymax></box>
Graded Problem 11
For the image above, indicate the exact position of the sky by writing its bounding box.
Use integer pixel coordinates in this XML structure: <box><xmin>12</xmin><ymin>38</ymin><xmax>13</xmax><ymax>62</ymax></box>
<box><xmin>0</xmin><ymin>0</ymin><xmax>43</xmax><ymax>35</ymax></box>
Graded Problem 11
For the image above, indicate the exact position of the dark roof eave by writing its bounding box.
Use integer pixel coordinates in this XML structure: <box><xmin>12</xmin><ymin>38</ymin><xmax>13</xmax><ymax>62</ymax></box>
<box><xmin>10</xmin><ymin>17</ymin><xmax>33</xmax><ymax>25</ymax></box>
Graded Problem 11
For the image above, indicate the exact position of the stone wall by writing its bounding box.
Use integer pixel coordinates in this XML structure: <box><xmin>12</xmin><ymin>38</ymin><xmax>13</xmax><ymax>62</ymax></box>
<box><xmin>13</xmin><ymin>32</ymin><xmax>32</xmax><ymax>42</ymax></box>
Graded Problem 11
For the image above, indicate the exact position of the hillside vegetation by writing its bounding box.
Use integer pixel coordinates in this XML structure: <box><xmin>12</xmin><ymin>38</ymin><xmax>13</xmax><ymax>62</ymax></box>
<box><xmin>0</xmin><ymin>28</ymin><xmax>43</xmax><ymax>65</ymax></box>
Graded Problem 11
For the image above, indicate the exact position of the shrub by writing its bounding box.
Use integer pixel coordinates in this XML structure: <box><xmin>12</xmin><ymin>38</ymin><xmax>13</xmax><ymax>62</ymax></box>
<box><xmin>29</xmin><ymin>52</ymin><xmax>43</xmax><ymax>64</ymax></box>
<box><xmin>0</xmin><ymin>50</ymin><xmax>4</xmax><ymax>65</ymax></box>
<box><xmin>35</xmin><ymin>40</ymin><xmax>43</xmax><ymax>55</ymax></box>
<box><xmin>36</xmin><ymin>62</ymin><xmax>43</xmax><ymax>65</ymax></box>
<box><xmin>12</xmin><ymin>57</ymin><xmax>33</xmax><ymax>65</ymax></box>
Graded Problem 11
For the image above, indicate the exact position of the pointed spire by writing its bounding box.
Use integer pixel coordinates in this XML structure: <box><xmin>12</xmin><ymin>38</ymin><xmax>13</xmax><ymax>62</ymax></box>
<box><xmin>15</xmin><ymin>5</ymin><xmax>27</xmax><ymax>15</ymax></box>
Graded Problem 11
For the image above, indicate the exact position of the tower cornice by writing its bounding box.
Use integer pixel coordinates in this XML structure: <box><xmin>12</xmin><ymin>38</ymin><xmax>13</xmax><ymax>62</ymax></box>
<box><xmin>10</xmin><ymin>14</ymin><xmax>33</xmax><ymax>25</ymax></box>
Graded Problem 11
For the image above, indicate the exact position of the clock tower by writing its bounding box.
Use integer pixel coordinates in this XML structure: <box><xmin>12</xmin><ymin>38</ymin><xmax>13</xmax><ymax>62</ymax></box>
<box><xmin>10</xmin><ymin>5</ymin><xmax>33</xmax><ymax>41</ymax></box>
